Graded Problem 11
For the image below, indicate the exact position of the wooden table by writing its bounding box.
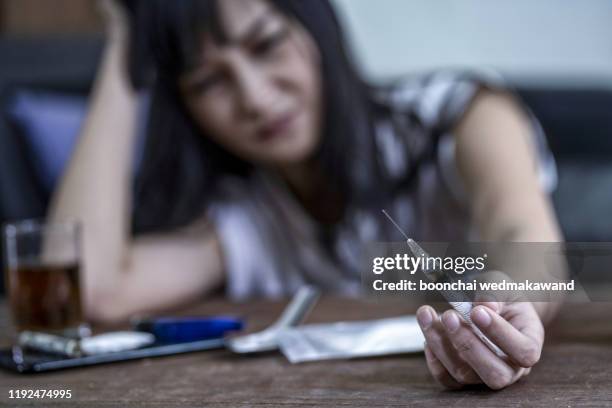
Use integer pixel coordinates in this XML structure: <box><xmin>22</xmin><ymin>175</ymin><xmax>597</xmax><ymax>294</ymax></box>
<box><xmin>1</xmin><ymin>296</ymin><xmax>611</xmax><ymax>407</ymax></box>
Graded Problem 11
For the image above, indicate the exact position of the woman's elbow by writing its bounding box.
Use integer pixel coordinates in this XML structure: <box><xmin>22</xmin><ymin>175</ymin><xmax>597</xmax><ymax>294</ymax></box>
<box><xmin>83</xmin><ymin>286</ymin><xmax>133</xmax><ymax>325</ymax></box>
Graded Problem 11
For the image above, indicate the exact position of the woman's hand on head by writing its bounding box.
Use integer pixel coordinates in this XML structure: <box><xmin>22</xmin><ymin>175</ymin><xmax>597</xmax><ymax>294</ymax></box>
<box><xmin>97</xmin><ymin>0</ymin><xmax>130</xmax><ymax>43</ymax></box>
<box><xmin>417</xmin><ymin>301</ymin><xmax>544</xmax><ymax>390</ymax></box>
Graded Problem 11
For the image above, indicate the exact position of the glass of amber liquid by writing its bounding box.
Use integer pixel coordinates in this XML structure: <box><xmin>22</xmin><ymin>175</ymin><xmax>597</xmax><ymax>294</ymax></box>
<box><xmin>3</xmin><ymin>219</ymin><xmax>88</xmax><ymax>338</ymax></box>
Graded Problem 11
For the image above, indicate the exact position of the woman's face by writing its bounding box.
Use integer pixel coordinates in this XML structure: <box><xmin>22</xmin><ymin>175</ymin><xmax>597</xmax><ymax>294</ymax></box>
<box><xmin>179</xmin><ymin>0</ymin><xmax>322</xmax><ymax>167</ymax></box>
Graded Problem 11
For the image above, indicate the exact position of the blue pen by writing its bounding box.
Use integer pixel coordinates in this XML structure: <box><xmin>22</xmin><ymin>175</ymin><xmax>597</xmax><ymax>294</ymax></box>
<box><xmin>133</xmin><ymin>317</ymin><xmax>244</xmax><ymax>343</ymax></box>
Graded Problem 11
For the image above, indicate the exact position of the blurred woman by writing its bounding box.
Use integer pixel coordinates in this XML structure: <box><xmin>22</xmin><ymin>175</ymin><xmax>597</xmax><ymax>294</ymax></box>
<box><xmin>51</xmin><ymin>0</ymin><xmax>563</xmax><ymax>389</ymax></box>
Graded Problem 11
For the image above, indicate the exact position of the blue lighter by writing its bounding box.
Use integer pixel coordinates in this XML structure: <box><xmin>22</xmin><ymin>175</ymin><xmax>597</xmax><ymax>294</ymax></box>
<box><xmin>133</xmin><ymin>317</ymin><xmax>244</xmax><ymax>343</ymax></box>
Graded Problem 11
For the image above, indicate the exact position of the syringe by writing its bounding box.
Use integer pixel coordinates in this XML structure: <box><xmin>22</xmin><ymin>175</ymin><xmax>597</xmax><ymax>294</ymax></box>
<box><xmin>381</xmin><ymin>210</ymin><xmax>507</xmax><ymax>359</ymax></box>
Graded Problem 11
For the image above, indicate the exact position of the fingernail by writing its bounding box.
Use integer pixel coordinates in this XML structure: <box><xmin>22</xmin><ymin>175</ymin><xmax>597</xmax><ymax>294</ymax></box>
<box><xmin>472</xmin><ymin>306</ymin><xmax>492</xmax><ymax>327</ymax></box>
<box><xmin>442</xmin><ymin>311</ymin><xmax>460</xmax><ymax>333</ymax></box>
<box><xmin>417</xmin><ymin>308</ymin><xmax>433</xmax><ymax>329</ymax></box>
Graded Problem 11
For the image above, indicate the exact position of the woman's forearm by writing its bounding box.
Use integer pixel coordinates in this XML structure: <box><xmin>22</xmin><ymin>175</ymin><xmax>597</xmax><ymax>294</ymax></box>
<box><xmin>454</xmin><ymin>90</ymin><xmax>566</xmax><ymax>325</ymax></box>
<box><xmin>49</xmin><ymin>37</ymin><xmax>139</xmax><ymax>310</ymax></box>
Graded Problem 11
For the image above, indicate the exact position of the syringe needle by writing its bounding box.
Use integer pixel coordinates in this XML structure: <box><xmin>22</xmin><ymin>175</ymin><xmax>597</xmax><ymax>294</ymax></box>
<box><xmin>381</xmin><ymin>209</ymin><xmax>430</xmax><ymax>258</ymax></box>
<box><xmin>381</xmin><ymin>209</ymin><xmax>410</xmax><ymax>241</ymax></box>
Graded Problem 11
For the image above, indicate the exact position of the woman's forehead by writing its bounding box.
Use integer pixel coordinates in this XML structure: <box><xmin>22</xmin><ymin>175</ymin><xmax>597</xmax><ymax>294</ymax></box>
<box><xmin>181</xmin><ymin>0</ymin><xmax>285</xmax><ymax>74</ymax></box>
<box><xmin>217</xmin><ymin>0</ymin><xmax>279</xmax><ymax>41</ymax></box>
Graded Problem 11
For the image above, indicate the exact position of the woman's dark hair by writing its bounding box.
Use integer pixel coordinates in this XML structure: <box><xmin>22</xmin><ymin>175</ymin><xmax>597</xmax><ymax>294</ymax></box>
<box><xmin>126</xmin><ymin>0</ymin><xmax>384</xmax><ymax>233</ymax></box>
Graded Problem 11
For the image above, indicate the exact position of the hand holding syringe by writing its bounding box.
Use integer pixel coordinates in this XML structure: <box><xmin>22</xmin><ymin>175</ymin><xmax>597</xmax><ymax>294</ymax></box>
<box><xmin>381</xmin><ymin>210</ymin><xmax>508</xmax><ymax>359</ymax></box>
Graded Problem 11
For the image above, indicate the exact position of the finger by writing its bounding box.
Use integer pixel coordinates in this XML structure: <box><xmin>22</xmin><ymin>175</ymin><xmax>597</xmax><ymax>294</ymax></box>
<box><xmin>473</xmin><ymin>300</ymin><xmax>502</xmax><ymax>314</ymax></box>
<box><xmin>470</xmin><ymin>304</ymin><xmax>543</xmax><ymax>367</ymax></box>
<box><xmin>423</xmin><ymin>343</ymin><xmax>463</xmax><ymax>389</ymax></box>
<box><xmin>501</xmin><ymin>303</ymin><xmax>545</xmax><ymax>351</ymax></box>
<box><xmin>441</xmin><ymin>310</ymin><xmax>521</xmax><ymax>390</ymax></box>
<box><xmin>417</xmin><ymin>306</ymin><xmax>480</xmax><ymax>385</ymax></box>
